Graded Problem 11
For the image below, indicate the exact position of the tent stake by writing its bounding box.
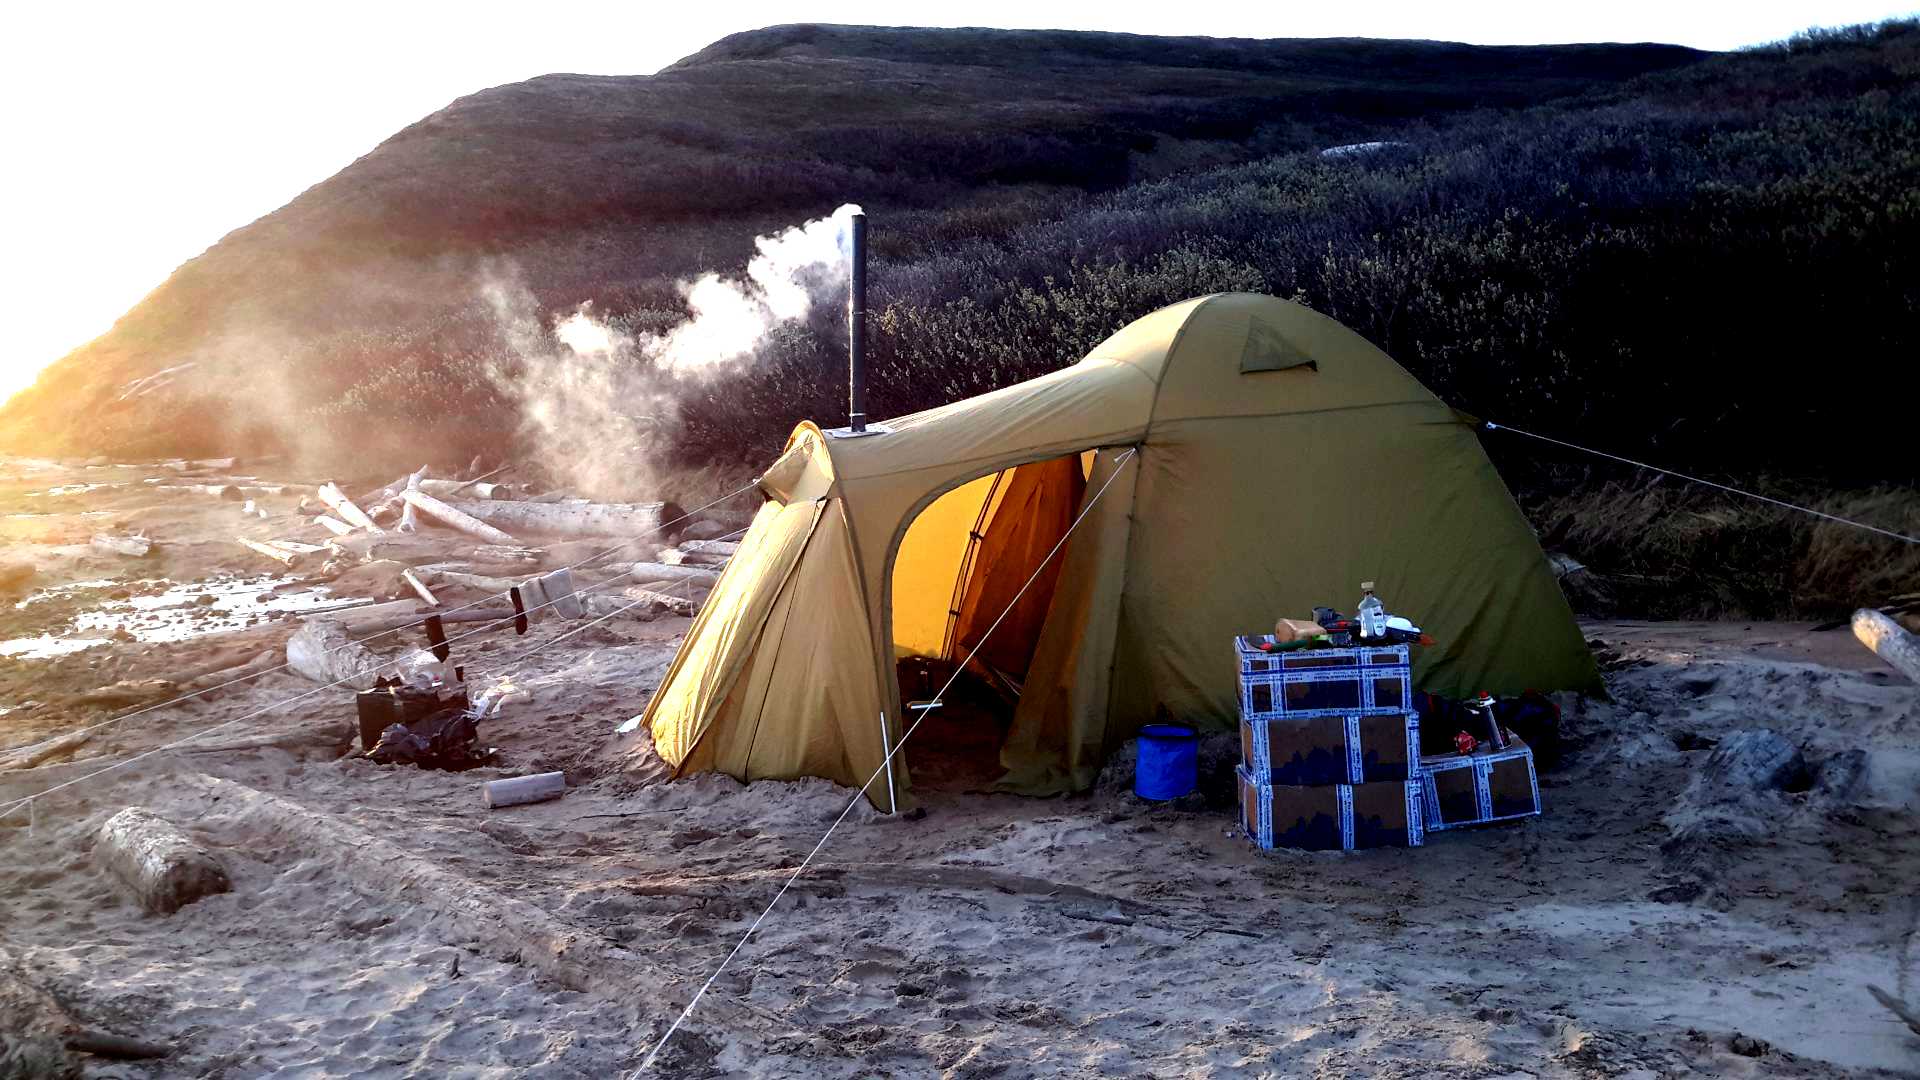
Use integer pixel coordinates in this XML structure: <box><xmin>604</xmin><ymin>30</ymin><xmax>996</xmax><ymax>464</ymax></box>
<box><xmin>877</xmin><ymin>710</ymin><xmax>897</xmax><ymax>814</ymax></box>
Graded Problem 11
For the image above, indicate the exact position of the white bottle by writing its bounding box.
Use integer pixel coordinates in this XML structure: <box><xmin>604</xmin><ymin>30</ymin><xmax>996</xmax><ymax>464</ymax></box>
<box><xmin>1357</xmin><ymin>581</ymin><xmax>1386</xmax><ymax>641</ymax></box>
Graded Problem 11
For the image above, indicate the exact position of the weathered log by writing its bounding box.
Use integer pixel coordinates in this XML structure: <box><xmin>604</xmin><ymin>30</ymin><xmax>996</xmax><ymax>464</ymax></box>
<box><xmin>1854</xmin><ymin>608</ymin><xmax>1920</xmax><ymax>685</ymax></box>
<box><xmin>623</xmin><ymin>587</ymin><xmax>699</xmax><ymax>618</ymax></box>
<box><xmin>94</xmin><ymin>808</ymin><xmax>231</xmax><ymax>915</ymax></box>
<box><xmin>238</xmin><ymin>537</ymin><xmax>304</xmax><ymax>568</ymax></box>
<box><xmin>312</xmin><ymin>515</ymin><xmax>353</xmax><ymax>537</ymax></box>
<box><xmin>430</xmin><ymin>570</ymin><xmax>521</xmax><ymax>594</ymax></box>
<box><xmin>618</xmin><ymin>561</ymin><xmax>719</xmax><ymax>587</ymax></box>
<box><xmin>401</xmin><ymin>569</ymin><xmax>438</xmax><ymax>607</ymax></box>
<box><xmin>419</xmin><ymin>478</ymin><xmax>507</xmax><ymax>500</ymax></box>
<box><xmin>677</xmin><ymin>539</ymin><xmax>739</xmax><ymax>557</ymax></box>
<box><xmin>676</xmin><ymin>551</ymin><xmax>730</xmax><ymax>568</ymax></box>
<box><xmin>64</xmin><ymin>1028</ymin><xmax>172</xmax><ymax>1060</ymax></box>
<box><xmin>181</xmin><ymin>649</ymin><xmax>282</xmax><ymax>692</ymax></box>
<box><xmin>402</xmin><ymin>490</ymin><xmax>518</xmax><ymax>546</ymax></box>
<box><xmin>316</xmin><ymin>482</ymin><xmax>384</xmax><ymax>534</ymax></box>
<box><xmin>177</xmin><ymin>724</ymin><xmax>353</xmax><ymax>758</ymax></box>
<box><xmin>0</xmin><ymin>731</ymin><xmax>91</xmax><ymax>772</ymax></box>
<box><xmin>677</xmin><ymin>519</ymin><xmax>733</xmax><ymax>542</ymax></box>
<box><xmin>470</xmin><ymin>544</ymin><xmax>543</xmax><ymax>564</ymax></box>
<box><xmin>441</xmin><ymin>499</ymin><xmax>681</xmax><ymax>539</ymax></box>
<box><xmin>583</xmin><ymin>595</ymin><xmax>658</xmax><ymax>622</ymax></box>
<box><xmin>90</xmin><ymin>533</ymin><xmax>151</xmax><ymax>558</ymax></box>
<box><xmin>152</xmin><ymin>482</ymin><xmax>240</xmax><ymax>500</ymax></box>
<box><xmin>66</xmin><ymin>679</ymin><xmax>175</xmax><ymax>711</ymax></box>
<box><xmin>286</xmin><ymin>618</ymin><xmax>383</xmax><ymax>690</ymax></box>
<box><xmin>2</xmin><ymin>944</ymin><xmax>172</xmax><ymax>1068</ymax></box>
<box><xmin>483</xmin><ymin>772</ymin><xmax>566</xmax><ymax>808</ymax></box>
<box><xmin>178</xmin><ymin>774</ymin><xmax>768</xmax><ymax>1033</ymax></box>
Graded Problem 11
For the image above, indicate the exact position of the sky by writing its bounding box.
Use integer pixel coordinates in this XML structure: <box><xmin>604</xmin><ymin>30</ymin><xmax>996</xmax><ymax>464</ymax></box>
<box><xmin>0</xmin><ymin>0</ymin><xmax>1911</xmax><ymax>404</ymax></box>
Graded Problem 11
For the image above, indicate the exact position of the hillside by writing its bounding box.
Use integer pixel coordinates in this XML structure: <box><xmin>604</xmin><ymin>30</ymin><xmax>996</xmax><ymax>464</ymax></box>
<box><xmin>0</xmin><ymin>24</ymin><xmax>1700</xmax><ymax>465</ymax></box>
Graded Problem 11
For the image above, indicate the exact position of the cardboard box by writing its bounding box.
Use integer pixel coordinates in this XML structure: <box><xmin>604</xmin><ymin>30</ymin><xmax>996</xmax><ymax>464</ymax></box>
<box><xmin>1235</xmin><ymin>636</ymin><xmax>1412</xmax><ymax>720</ymax></box>
<box><xmin>1240</xmin><ymin>711</ymin><xmax>1421</xmax><ymax>785</ymax></box>
<box><xmin>1237</xmin><ymin>766</ymin><xmax>1425</xmax><ymax>851</ymax></box>
<box><xmin>1419</xmin><ymin>738</ymin><xmax>1541</xmax><ymax>830</ymax></box>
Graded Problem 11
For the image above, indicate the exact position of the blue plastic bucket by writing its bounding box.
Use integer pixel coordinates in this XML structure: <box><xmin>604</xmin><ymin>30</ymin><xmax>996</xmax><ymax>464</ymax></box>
<box><xmin>1135</xmin><ymin>724</ymin><xmax>1198</xmax><ymax>800</ymax></box>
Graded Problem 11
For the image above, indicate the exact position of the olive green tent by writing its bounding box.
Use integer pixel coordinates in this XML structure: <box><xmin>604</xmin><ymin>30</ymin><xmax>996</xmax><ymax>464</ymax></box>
<box><xmin>628</xmin><ymin>293</ymin><xmax>1598</xmax><ymax>804</ymax></box>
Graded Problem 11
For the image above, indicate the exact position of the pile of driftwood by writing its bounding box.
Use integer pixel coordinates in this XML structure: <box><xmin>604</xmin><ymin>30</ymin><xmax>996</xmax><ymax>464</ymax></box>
<box><xmin>215</xmin><ymin>464</ymin><xmax>739</xmax><ymax>686</ymax></box>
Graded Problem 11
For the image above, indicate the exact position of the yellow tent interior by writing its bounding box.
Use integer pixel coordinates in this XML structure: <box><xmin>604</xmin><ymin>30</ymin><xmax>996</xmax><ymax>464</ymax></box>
<box><xmin>626</xmin><ymin>293</ymin><xmax>1600</xmax><ymax>807</ymax></box>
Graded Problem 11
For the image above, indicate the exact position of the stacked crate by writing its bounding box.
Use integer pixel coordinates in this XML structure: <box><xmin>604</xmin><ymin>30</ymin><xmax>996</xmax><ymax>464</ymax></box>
<box><xmin>1234</xmin><ymin>635</ymin><xmax>1425</xmax><ymax>851</ymax></box>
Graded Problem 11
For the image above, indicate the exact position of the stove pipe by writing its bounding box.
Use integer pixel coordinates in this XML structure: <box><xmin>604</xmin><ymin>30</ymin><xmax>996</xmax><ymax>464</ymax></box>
<box><xmin>847</xmin><ymin>209</ymin><xmax>868</xmax><ymax>434</ymax></box>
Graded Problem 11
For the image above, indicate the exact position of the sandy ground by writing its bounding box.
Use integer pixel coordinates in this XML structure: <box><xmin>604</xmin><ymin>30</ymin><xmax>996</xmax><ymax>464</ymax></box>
<box><xmin>1</xmin><ymin>456</ymin><xmax>1918</xmax><ymax>1078</ymax></box>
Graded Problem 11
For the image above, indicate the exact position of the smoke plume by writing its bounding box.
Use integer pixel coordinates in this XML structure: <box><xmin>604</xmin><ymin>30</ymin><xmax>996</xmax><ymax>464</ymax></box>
<box><xmin>490</xmin><ymin>204</ymin><xmax>861</xmax><ymax>498</ymax></box>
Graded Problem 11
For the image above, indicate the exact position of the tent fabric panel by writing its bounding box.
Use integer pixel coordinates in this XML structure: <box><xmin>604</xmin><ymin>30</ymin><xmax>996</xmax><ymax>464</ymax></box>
<box><xmin>828</xmin><ymin>357</ymin><xmax>1157</xmax><ymax>486</ymax></box>
<box><xmin>998</xmin><ymin>447</ymin><xmax>1140</xmax><ymax>796</ymax></box>
<box><xmin>644</xmin><ymin>497</ymin><xmax>825</xmax><ymax>770</ymax></box>
<box><xmin>731</xmin><ymin>500</ymin><xmax>891</xmax><ymax>798</ymax></box>
<box><xmin>949</xmin><ymin>456</ymin><xmax>1086</xmax><ymax>680</ymax></box>
<box><xmin>1149</xmin><ymin>293</ymin><xmax>1438</xmax><ymax>425</ymax></box>
<box><xmin>1106</xmin><ymin>405</ymin><xmax>1599</xmax><ymax>741</ymax></box>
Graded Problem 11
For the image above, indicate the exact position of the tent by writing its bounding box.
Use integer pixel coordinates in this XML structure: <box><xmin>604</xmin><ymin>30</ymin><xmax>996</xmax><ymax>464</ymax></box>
<box><xmin>630</xmin><ymin>293</ymin><xmax>1599</xmax><ymax>805</ymax></box>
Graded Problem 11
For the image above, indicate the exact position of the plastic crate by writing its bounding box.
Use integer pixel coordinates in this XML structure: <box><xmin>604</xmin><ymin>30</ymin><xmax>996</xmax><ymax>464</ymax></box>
<box><xmin>1237</xmin><ymin>766</ymin><xmax>1425</xmax><ymax>851</ymax></box>
<box><xmin>1235</xmin><ymin>636</ymin><xmax>1411</xmax><ymax>720</ymax></box>
<box><xmin>1241</xmin><ymin>711</ymin><xmax>1421</xmax><ymax>785</ymax></box>
<box><xmin>1419</xmin><ymin>738</ymin><xmax>1541</xmax><ymax>830</ymax></box>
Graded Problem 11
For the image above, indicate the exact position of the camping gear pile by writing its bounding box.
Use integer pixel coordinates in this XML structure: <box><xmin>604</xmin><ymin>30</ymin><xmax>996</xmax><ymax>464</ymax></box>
<box><xmin>1234</xmin><ymin>586</ymin><xmax>1543</xmax><ymax>851</ymax></box>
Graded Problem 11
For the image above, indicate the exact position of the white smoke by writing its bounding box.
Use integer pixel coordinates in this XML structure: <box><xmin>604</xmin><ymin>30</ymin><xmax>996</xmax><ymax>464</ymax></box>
<box><xmin>642</xmin><ymin>202</ymin><xmax>861</xmax><ymax>375</ymax></box>
<box><xmin>488</xmin><ymin>203</ymin><xmax>862</xmax><ymax>498</ymax></box>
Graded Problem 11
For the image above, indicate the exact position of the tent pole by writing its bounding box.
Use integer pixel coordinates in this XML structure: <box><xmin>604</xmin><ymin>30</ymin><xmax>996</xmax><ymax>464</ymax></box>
<box><xmin>877</xmin><ymin>710</ymin><xmax>897</xmax><ymax>814</ymax></box>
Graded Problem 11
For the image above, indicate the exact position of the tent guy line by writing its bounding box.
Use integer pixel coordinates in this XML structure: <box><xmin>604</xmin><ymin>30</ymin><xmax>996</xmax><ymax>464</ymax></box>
<box><xmin>633</xmin><ymin>447</ymin><xmax>1141</xmax><ymax>1075</ymax></box>
<box><xmin>0</xmin><ymin>523</ymin><xmax>750</xmax><ymax>826</ymax></box>
<box><xmin>0</xmin><ymin>480</ymin><xmax>764</xmax><ymax>757</ymax></box>
<box><xmin>1484</xmin><ymin>421</ymin><xmax>1918</xmax><ymax>545</ymax></box>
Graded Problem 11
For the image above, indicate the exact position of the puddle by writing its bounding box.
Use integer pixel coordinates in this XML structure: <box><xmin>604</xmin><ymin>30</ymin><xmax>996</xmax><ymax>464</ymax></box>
<box><xmin>0</xmin><ymin>635</ymin><xmax>112</xmax><ymax>659</ymax></box>
<box><xmin>0</xmin><ymin>574</ymin><xmax>375</xmax><ymax>658</ymax></box>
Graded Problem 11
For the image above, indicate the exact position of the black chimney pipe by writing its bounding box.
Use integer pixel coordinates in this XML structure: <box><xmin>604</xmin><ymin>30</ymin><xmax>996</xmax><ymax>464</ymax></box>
<box><xmin>847</xmin><ymin>209</ymin><xmax>867</xmax><ymax>434</ymax></box>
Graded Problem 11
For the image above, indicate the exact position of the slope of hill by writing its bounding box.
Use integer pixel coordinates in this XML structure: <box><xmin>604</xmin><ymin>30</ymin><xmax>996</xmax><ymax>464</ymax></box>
<box><xmin>0</xmin><ymin>24</ymin><xmax>1700</xmax><ymax>464</ymax></box>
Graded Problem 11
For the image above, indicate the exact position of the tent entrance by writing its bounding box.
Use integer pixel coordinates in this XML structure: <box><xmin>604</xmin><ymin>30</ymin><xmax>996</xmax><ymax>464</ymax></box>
<box><xmin>890</xmin><ymin>454</ymin><xmax>1087</xmax><ymax>790</ymax></box>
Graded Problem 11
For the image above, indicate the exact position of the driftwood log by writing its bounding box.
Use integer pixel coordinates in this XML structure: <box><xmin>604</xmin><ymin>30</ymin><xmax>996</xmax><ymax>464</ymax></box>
<box><xmin>401</xmin><ymin>569</ymin><xmax>438</xmax><ymax>606</ymax></box>
<box><xmin>316</xmin><ymin>482</ymin><xmax>384</xmax><ymax>534</ymax></box>
<box><xmin>181</xmin><ymin>648</ymin><xmax>282</xmax><ymax>692</ymax></box>
<box><xmin>1</xmin><ymin>945</ymin><xmax>170</xmax><ymax>1070</ymax></box>
<box><xmin>0</xmin><ymin>731</ymin><xmax>91</xmax><ymax>772</ymax></box>
<box><xmin>583</xmin><ymin>595</ymin><xmax>658</xmax><ymax>622</ymax></box>
<box><xmin>676</xmin><ymin>539</ymin><xmax>739</xmax><ymax>557</ymax></box>
<box><xmin>89</xmin><ymin>533</ymin><xmax>151</xmax><ymax>558</ymax></box>
<box><xmin>94</xmin><ymin>808</ymin><xmax>231</xmax><ymax>915</ymax></box>
<box><xmin>178</xmin><ymin>723</ymin><xmax>354</xmax><ymax>759</ymax></box>
<box><xmin>402</xmin><ymin>490</ymin><xmax>518</xmax><ymax>546</ymax></box>
<box><xmin>443</xmin><ymin>499</ymin><xmax>683</xmax><ymax>540</ymax></box>
<box><xmin>620</xmin><ymin>561</ymin><xmax>719</xmax><ymax>587</ymax></box>
<box><xmin>1853</xmin><ymin>608</ymin><xmax>1920</xmax><ymax>685</ymax></box>
<box><xmin>238</xmin><ymin>537</ymin><xmax>305</xmax><ymax>568</ymax></box>
<box><xmin>179</xmin><ymin>775</ymin><xmax>771</xmax><ymax>1037</ymax></box>
<box><xmin>418</xmin><ymin>478</ymin><xmax>506</xmax><ymax>500</ymax></box>
<box><xmin>622</xmin><ymin>587</ymin><xmax>700</xmax><ymax>618</ymax></box>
